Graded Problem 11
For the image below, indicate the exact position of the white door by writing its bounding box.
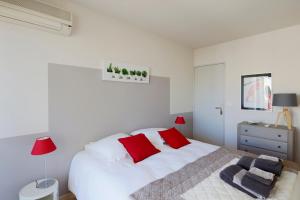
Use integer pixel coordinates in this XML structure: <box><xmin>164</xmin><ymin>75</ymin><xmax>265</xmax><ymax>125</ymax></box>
<box><xmin>193</xmin><ymin>64</ymin><xmax>225</xmax><ymax>146</ymax></box>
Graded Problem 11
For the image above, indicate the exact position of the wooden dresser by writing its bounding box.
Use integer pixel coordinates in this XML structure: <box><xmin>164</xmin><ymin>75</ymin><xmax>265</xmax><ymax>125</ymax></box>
<box><xmin>237</xmin><ymin>121</ymin><xmax>295</xmax><ymax>160</ymax></box>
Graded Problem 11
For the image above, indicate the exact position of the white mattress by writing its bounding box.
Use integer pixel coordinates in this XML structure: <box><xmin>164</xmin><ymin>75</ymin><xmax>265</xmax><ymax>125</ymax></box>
<box><xmin>68</xmin><ymin>139</ymin><xmax>219</xmax><ymax>200</ymax></box>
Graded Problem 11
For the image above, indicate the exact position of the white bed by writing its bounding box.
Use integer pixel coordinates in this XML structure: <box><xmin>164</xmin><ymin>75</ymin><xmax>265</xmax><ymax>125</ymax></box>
<box><xmin>68</xmin><ymin>139</ymin><xmax>219</xmax><ymax>200</ymax></box>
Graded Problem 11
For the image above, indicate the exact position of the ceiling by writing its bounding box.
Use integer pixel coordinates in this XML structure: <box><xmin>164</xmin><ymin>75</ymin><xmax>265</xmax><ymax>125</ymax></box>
<box><xmin>73</xmin><ymin>0</ymin><xmax>300</xmax><ymax>48</ymax></box>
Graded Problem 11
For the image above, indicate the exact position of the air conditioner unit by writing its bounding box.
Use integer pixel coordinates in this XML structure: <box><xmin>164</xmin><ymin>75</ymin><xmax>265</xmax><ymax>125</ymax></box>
<box><xmin>0</xmin><ymin>0</ymin><xmax>72</xmax><ymax>36</ymax></box>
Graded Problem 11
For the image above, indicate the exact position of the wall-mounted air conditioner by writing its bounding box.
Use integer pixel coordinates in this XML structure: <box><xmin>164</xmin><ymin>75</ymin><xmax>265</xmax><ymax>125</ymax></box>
<box><xmin>0</xmin><ymin>0</ymin><xmax>72</xmax><ymax>35</ymax></box>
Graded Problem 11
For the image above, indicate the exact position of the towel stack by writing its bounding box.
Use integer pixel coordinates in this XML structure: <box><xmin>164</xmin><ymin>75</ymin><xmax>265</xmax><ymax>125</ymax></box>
<box><xmin>220</xmin><ymin>155</ymin><xmax>283</xmax><ymax>199</ymax></box>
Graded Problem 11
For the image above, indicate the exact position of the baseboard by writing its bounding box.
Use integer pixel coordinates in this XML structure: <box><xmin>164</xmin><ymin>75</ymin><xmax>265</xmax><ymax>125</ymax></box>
<box><xmin>60</xmin><ymin>192</ymin><xmax>76</xmax><ymax>200</ymax></box>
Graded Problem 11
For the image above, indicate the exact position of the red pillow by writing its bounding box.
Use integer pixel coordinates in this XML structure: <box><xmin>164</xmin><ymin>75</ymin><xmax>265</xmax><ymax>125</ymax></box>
<box><xmin>118</xmin><ymin>134</ymin><xmax>160</xmax><ymax>163</ymax></box>
<box><xmin>158</xmin><ymin>128</ymin><xmax>190</xmax><ymax>149</ymax></box>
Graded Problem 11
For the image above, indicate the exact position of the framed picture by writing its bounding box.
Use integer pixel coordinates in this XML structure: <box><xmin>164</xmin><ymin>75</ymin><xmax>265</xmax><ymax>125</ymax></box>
<box><xmin>102</xmin><ymin>61</ymin><xmax>150</xmax><ymax>84</ymax></box>
<box><xmin>241</xmin><ymin>73</ymin><xmax>272</xmax><ymax>111</ymax></box>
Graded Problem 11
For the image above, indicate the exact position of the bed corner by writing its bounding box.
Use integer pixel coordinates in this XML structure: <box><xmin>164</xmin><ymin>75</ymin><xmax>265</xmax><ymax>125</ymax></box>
<box><xmin>290</xmin><ymin>171</ymin><xmax>300</xmax><ymax>200</ymax></box>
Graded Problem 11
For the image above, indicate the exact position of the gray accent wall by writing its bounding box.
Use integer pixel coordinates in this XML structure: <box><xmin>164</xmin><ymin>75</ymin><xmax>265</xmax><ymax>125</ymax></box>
<box><xmin>0</xmin><ymin>64</ymin><xmax>192</xmax><ymax>200</ymax></box>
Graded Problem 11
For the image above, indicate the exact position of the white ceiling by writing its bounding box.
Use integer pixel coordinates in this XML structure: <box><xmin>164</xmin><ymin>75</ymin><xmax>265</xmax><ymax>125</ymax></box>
<box><xmin>73</xmin><ymin>0</ymin><xmax>300</xmax><ymax>48</ymax></box>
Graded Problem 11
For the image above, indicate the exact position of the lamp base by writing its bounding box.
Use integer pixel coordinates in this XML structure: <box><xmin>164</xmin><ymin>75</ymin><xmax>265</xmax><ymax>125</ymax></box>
<box><xmin>36</xmin><ymin>179</ymin><xmax>55</xmax><ymax>189</ymax></box>
<box><xmin>275</xmin><ymin>107</ymin><xmax>293</xmax><ymax>130</ymax></box>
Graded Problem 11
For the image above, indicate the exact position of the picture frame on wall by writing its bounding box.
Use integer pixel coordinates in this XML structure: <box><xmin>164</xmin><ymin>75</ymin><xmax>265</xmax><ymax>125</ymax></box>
<box><xmin>102</xmin><ymin>61</ymin><xmax>150</xmax><ymax>84</ymax></box>
<box><xmin>241</xmin><ymin>73</ymin><xmax>272</xmax><ymax>111</ymax></box>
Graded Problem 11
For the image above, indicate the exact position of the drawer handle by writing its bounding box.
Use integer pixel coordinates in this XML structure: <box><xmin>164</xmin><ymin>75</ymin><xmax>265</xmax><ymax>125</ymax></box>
<box><xmin>245</xmin><ymin>139</ymin><xmax>248</xmax><ymax>143</ymax></box>
<box><xmin>278</xmin><ymin>135</ymin><xmax>282</xmax><ymax>138</ymax></box>
<box><xmin>245</xmin><ymin>129</ymin><xmax>248</xmax><ymax>132</ymax></box>
<box><xmin>278</xmin><ymin>145</ymin><xmax>281</xmax><ymax>149</ymax></box>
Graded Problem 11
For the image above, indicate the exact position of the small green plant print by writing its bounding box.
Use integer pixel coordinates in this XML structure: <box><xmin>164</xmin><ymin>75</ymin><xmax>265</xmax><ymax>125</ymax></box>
<box><xmin>122</xmin><ymin>68</ymin><xmax>129</xmax><ymax>75</ymax></box>
<box><xmin>136</xmin><ymin>71</ymin><xmax>142</xmax><ymax>76</ymax></box>
<box><xmin>130</xmin><ymin>70</ymin><xmax>136</xmax><ymax>76</ymax></box>
<box><xmin>114</xmin><ymin>67</ymin><xmax>121</xmax><ymax>74</ymax></box>
<box><xmin>142</xmin><ymin>71</ymin><xmax>147</xmax><ymax>78</ymax></box>
<box><xmin>107</xmin><ymin>63</ymin><xmax>113</xmax><ymax>73</ymax></box>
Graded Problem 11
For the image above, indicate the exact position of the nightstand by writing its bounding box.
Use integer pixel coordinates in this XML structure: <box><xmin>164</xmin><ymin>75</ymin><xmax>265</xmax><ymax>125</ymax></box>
<box><xmin>237</xmin><ymin>121</ymin><xmax>295</xmax><ymax>160</ymax></box>
<box><xmin>19</xmin><ymin>178</ymin><xmax>59</xmax><ymax>200</ymax></box>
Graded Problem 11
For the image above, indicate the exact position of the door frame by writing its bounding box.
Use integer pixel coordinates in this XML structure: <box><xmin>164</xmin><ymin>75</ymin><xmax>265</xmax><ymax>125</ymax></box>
<box><xmin>193</xmin><ymin>62</ymin><xmax>226</xmax><ymax>146</ymax></box>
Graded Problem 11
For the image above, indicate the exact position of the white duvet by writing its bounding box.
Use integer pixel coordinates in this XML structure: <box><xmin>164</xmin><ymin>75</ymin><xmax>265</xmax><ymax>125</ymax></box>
<box><xmin>68</xmin><ymin>139</ymin><xmax>219</xmax><ymax>200</ymax></box>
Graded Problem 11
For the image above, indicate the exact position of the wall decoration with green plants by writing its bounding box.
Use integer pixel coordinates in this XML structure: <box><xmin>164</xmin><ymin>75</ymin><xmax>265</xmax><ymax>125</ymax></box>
<box><xmin>102</xmin><ymin>61</ymin><xmax>150</xmax><ymax>83</ymax></box>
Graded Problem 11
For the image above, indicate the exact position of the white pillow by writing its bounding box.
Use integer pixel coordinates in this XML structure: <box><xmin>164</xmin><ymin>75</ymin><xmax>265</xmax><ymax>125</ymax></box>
<box><xmin>130</xmin><ymin>128</ymin><xmax>167</xmax><ymax>146</ymax></box>
<box><xmin>85</xmin><ymin>133</ymin><xmax>128</xmax><ymax>162</ymax></box>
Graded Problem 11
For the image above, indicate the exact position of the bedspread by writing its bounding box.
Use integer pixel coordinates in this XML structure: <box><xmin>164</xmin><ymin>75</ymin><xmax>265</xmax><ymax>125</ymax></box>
<box><xmin>131</xmin><ymin>148</ymin><xmax>298</xmax><ymax>200</ymax></box>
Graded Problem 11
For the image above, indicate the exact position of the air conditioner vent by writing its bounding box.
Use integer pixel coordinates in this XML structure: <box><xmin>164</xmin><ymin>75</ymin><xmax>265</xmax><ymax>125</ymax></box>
<box><xmin>0</xmin><ymin>0</ymin><xmax>72</xmax><ymax>35</ymax></box>
<box><xmin>1</xmin><ymin>0</ymin><xmax>71</xmax><ymax>21</ymax></box>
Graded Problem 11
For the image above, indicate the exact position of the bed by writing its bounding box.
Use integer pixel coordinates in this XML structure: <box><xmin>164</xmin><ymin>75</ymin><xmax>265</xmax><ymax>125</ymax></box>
<box><xmin>68</xmin><ymin>132</ymin><xmax>300</xmax><ymax>200</ymax></box>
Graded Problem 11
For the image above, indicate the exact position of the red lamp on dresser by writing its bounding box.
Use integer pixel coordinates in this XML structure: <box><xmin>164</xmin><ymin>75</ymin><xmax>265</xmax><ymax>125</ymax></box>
<box><xmin>31</xmin><ymin>136</ymin><xmax>57</xmax><ymax>188</ymax></box>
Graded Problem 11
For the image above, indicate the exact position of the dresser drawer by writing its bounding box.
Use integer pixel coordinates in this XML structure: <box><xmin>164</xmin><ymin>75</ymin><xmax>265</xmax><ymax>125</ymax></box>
<box><xmin>240</xmin><ymin>125</ymin><xmax>288</xmax><ymax>142</ymax></box>
<box><xmin>239</xmin><ymin>145</ymin><xmax>287</xmax><ymax>160</ymax></box>
<box><xmin>240</xmin><ymin>135</ymin><xmax>287</xmax><ymax>153</ymax></box>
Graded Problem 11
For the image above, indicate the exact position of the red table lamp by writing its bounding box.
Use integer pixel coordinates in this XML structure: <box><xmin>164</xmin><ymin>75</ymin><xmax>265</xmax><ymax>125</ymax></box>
<box><xmin>175</xmin><ymin>116</ymin><xmax>186</xmax><ymax>133</ymax></box>
<box><xmin>175</xmin><ymin>116</ymin><xmax>186</xmax><ymax>125</ymax></box>
<box><xmin>31</xmin><ymin>136</ymin><xmax>56</xmax><ymax>188</ymax></box>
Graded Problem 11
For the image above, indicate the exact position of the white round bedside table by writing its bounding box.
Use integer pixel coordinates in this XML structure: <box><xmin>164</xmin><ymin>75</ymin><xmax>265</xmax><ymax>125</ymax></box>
<box><xmin>19</xmin><ymin>178</ymin><xmax>59</xmax><ymax>200</ymax></box>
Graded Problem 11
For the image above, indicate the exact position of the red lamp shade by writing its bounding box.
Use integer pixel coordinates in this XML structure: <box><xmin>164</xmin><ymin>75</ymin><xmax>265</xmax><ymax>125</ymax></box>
<box><xmin>175</xmin><ymin>116</ymin><xmax>186</xmax><ymax>125</ymax></box>
<box><xmin>31</xmin><ymin>137</ymin><xmax>57</xmax><ymax>155</ymax></box>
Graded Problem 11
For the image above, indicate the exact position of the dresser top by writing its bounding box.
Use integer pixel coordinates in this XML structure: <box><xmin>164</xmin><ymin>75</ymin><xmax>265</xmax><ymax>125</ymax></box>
<box><xmin>239</xmin><ymin>121</ymin><xmax>295</xmax><ymax>131</ymax></box>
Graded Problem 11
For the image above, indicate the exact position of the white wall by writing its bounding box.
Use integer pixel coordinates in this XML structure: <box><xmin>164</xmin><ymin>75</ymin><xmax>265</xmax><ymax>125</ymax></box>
<box><xmin>194</xmin><ymin>25</ymin><xmax>300</xmax><ymax>162</ymax></box>
<box><xmin>0</xmin><ymin>1</ymin><xmax>193</xmax><ymax>139</ymax></box>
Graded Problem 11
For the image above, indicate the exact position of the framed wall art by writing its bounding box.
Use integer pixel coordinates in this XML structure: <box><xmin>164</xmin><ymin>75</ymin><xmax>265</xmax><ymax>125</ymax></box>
<box><xmin>102</xmin><ymin>61</ymin><xmax>150</xmax><ymax>84</ymax></box>
<box><xmin>241</xmin><ymin>73</ymin><xmax>272</xmax><ymax>111</ymax></box>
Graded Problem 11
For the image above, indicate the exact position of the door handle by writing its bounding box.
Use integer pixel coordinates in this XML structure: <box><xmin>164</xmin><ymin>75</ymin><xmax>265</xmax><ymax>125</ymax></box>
<box><xmin>215</xmin><ymin>107</ymin><xmax>223</xmax><ymax>115</ymax></box>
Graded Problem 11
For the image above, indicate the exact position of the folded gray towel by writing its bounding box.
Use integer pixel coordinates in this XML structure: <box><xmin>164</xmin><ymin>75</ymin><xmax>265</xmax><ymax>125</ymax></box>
<box><xmin>246</xmin><ymin>172</ymin><xmax>273</xmax><ymax>186</ymax></box>
<box><xmin>255</xmin><ymin>158</ymin><xmax>283</xmax><ymax>176</ymax></box>
<box><xmin>220</xmin><ymin>165</ymin><xmax>275</xmax><ymax>199</ymax></box>
<box><xmin>237</xmin><ymin>156</ymin><xmax>283</xmax><ymax>176</ymax></box>
<box><xmin>233</xmin><ymin>169</ymin><xmax>265</xmax><ymax>199</ymax></box>
<box><xmin>233</xmin><ymin>167</ymin><xmax>275</xmax><ymax>199</ymax></box>
<box><xmin>241</xmin><ymin>172</ymin><xmax>276</xmax><ymax>199</ymax></box>
<box><xmin>249</xmin><ymin>167</ymin><xmax>274</xmax><ymax>183</ymax></box>
<box><xmin>258</xmin><ymin>155</ymin><xmax>279</xmax><ymax>162</ymax></box>
<box><xmin>219</xmin><ymin>165</ymin><xmax>256</xmax><ymax>198</ymax></box>
<box><xmin>237</xmin><ymin>156</ymin><xmax>254</xmax><ymax>170</ymax></box>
